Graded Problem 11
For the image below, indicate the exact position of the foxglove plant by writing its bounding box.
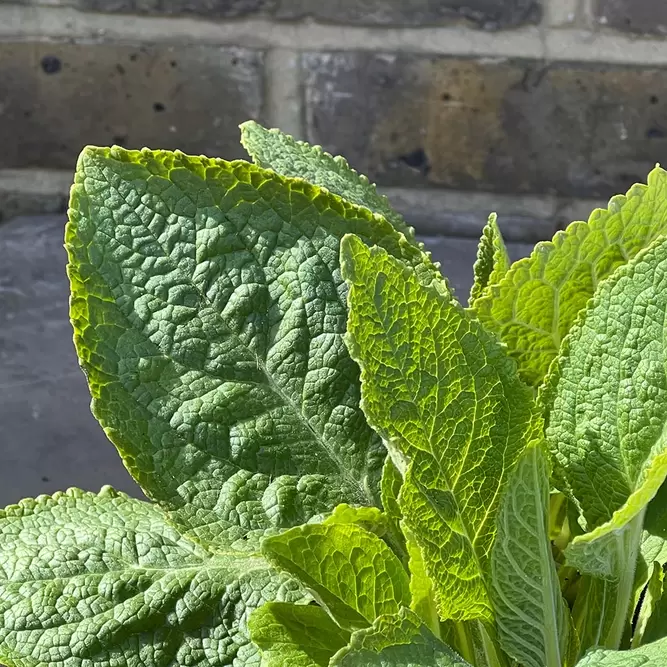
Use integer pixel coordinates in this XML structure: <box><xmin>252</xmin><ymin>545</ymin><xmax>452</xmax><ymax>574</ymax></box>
<box><xmin>0</xmin><ymin>122</ymin><xmax>666</xmax><ymax>667</ymax></box>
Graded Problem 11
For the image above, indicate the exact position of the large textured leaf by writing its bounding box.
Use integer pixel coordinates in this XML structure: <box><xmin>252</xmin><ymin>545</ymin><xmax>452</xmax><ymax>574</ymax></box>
<box><xmin>261</xmin><ymin>522</ymin><xmax>410</xmax><ymax>631</ymax></box>
<box><xmin>490</xmin><ymin>443</ymin><xmax>572</xmax><ymax>667</ymax></box>
<box><xmin>67</xmin><ymin>146</ymin><xmax>437</xmax><ymax>550</ymax></box>
<box><xmin>468</xmin><ymin>213</ymin><xmax>510</xmax><ymax>307</ymax></box>
<box><xmin>330</xmin><ymin>607</ymin><xmax>471</xmax><ymax>667</ymax></box>
<box><xmin>0</xmin><ymin>487</ymin><xmax>305</xmax><ymax>667</ymax></box>
<box><xmin>543</xmin><ymin>236</ymin><xmax>667</xmax><ymax>535</ymax></box>
<box><xmin>248</xmin><ymin>601</ymin><xmax>349</xmax><ymax>667</ymax></box>
<box><xmin>240</xmin><ymin>121</ymin><xmax>414</xmax><ymax>241</ymax></box>
<box><xmin>575</xmin><ymin>636</ymin><xmax>667</xmax><ymax>666</ymax></box>
<box><xmin>341</xmin><ymin>234</ymin><xmax>540</xmax><ymax>622</ymax></box>
<box><xmin>474</xmin><ymin>167</ymin><xmax>667</xmax><ymax>386</ymax></box>
<box><xmin>543</xmin><ymin>236</ymin><xmax>667</xmax><ymax>649</ymax></box>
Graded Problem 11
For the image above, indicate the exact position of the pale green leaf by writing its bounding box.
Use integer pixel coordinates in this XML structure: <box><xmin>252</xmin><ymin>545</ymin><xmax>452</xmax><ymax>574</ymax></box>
<box><xmin>341</xmin><ymin>234</ymin><xmax>540</xmax><ymax>622</ymax></box>
<box><xmin>239</xmin><ymin>121</ymin><xmax>414</xmax><ymax>241</ymax></box>
<box><xmin>67</xmin><ymin>146</ymin><xmax>437</xmax><ymax>551</ymax></box>
<box><xmin>468</xmin><ymin>213</ymin><xmax>510</xmax><ymax>307</ymax></box>
<box><xmin>543</xmin><ymin>237</ymin><xmax>667</xmax><ymax>649</ymax></box>
<box><xmin>575</xmin><ymin>636</ymin><xmax>667</xmax><ymax>666</ymax></box>
<box><xmin>633</xmin><ymin>563</ymin><xmax>666</xmax><ymax>648</ymax></box>
<box><xmin>0</xmin><ymin>487</ymin><xmax>306</xmax><ymax>667</ymax></box>
<box><xmin>543</xmin><ymin>235</ymin><xmax>667</xmax><ymax>535</ymax></box>
<box><xmin>491</xmin><ymin>443</ymin><xmax>572</xmax><ymax>667</ymax></box>
<box><xmin>404</xmin><ymin>522</ymin><xmax>440</xmax><ymax>637</ymax></box>
<box><xmin>248</xmin><ymin>601</ymin><xmax>349</xmax><ymax>667</ymax></box>
<box><xmin>474</xmin><ymin>166</ymin><xmax>667</xmax><ymax>386</ymax></box>
<box><xmin>319</xmin><ymin>503</ymin><xmax>407</xmax><ymax>565</ymax></box>
<box><xmin>321</xmin><ymin>503</ymin><xmax>387</xmax><ymax>530</ymax></box>
<box><xmin>330</xmin><ymin>607</ymin><xmax>471</xmax><ymax>667</ymax></box>
<box><xmin>261</xmin><ymin>522</ymin><xmax>410</xmax><ymax>631</ymax></box>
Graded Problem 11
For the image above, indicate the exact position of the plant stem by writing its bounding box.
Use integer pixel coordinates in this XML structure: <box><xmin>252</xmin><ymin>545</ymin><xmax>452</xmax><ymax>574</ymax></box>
<box><xmin>454</xmin><ymin>621</ymin><xmax>477</xmax><ymax>666</ymax></box>
<box><xmin>604</xmin><ymin>508</ymin><xmax>647</xmax><ymax>650</ymax></box>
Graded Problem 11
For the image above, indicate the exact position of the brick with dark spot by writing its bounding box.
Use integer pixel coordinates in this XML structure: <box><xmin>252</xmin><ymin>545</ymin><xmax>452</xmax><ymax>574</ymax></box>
<box><xmin>276</xmin><ymin>0</ymin><xmax>541</xmax><ymax>28</ymax></box>
<box><xmin>0</xmin><ymin>42</ymin><xmax>265</xmax><ymax>169</ymax></box>
<box><xmin>302</xmin><ymin>52</ymin><xmax>667</xmax><ymax>199</ymax></box>
<box><xmin>595</xmin><ymin>0</ymin><xmax>667</xmax><ymax>35</ymax></box>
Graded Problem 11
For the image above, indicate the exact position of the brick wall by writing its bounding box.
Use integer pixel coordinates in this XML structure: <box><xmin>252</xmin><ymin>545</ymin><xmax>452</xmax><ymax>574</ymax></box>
<box><xmin>1</xmin><ymin>0</ymin><xmax>666</xmax><ymax>240</ymax></box>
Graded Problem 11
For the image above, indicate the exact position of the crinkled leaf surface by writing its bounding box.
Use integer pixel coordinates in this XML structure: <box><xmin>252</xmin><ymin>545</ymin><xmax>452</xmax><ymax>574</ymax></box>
<box><xmin>474</xmin><ymin>167</ymin><xmax>667</xmax><ymax>386</ymax></box>
<box><xmin>0</xmin><ymin>487</ymin><xmax>305</xmax><ymax>667</ymax></box>
<box><xmin>575</xmin><ymin>636</ymin><xmax>667</xmax><ymax>666</ymax></box>
<box><xmin>341</xmin><ymin>234</ymin><xmax>539</xmax><ymax>622</ymax></box>
<box><xmin>248</xmin><ymin>601</ymin><xmax>349</xmax><ymax>667</ymax></box>
<box><xmin>67</xmin><ymin>146</ymin><xmax>436</xmax><ymax>550</ymax></box>
<box><xmin>543</xmin><ymin>237</ymin><xmax>667</xmax><ymax>650</ymax></box>
<box><xmin>330</xmin><ymin>607</ymin><xmax>471</xmax><ymax>667</ymax></box>
<box><xmin>261</xmin><ymin>522</ymin><xmax>410</xmax><ymax>631</ymax></box>
<box><xmin>491</xmin><ymin>443</ymin><xmax>572</xmax><ymax>667</ymax></box>
<box><xmin>543</xmin><ymin>236</ymin><xmax>667</xmax><ymax>536</ymax></box>
<box><xmin>240</xmin><ymin>121</ymin><xmax>414</xmax><ymax>241</ymax></box>
<box><xmin>468</xmin><ymin>213</ymin><xmax>510</xmax><ymax>307</ymax></box>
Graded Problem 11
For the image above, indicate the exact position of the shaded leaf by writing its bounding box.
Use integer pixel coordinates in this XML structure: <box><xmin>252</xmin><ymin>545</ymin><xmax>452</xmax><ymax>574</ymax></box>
<box><xmin>249</xmin><ymin>601</ymin><xmax>349</xmax><ymax>667</ymax></box>
<box><xmin>330</xmin><ymin>607</ymin><xmax>471</xmax><ymax>667</ymax></box>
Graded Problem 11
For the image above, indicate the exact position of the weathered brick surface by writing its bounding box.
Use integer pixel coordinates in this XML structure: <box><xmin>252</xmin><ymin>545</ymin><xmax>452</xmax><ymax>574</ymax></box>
<box><xmin>0</xmin><ymin>42</ymin><xmax>265</xmax><ymax>170</ymax></box>
<box><xmin>8</xmin><ymin>0</ymin><xmax>540</xmax><ymax>26</ymax></box>
<box><xmin>303</xmin><ymin>53</ymin><xmax>667</xmax><ymax>198</ymax></box>
<box><xmin>594</xmin><ymin>0</ymin><xmax>667</xmax><ymax>35</ymax></box>
<box><xmin>276</xmin><ymin>0</ymin><xmax>541</xmax><ymax>28</ymax></box>
<box><xmin>4</xmin><ymin>0</ymin><xmax>274</xmax><ymax>16</ymax></box>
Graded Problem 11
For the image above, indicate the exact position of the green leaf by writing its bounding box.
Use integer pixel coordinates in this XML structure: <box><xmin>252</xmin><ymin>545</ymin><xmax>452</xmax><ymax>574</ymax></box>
<box><xmin>320</xmin><ymin>503</ymin><xmax>409</xmax><ymax>568</ymax></box>
<box><xmin>330</xmin><ymin>607</ymin><xmax>471</xmax><ymax>667</ymax></box>
<box><xmin>635</xmin><ymin>482</ymin><xmax>667</xmax><ymax>593</ymax></box>
<box><xmin>321</xmin><ymin>503</ymin><xmax>387</xmax><ymax>530</ymax></box>
<box><xmin>543</xmin><ymin>236</ymin><xmax>667</xmax><ymax>649</ymax></box>
<box><xmin>341</xmin><ymin>234</ymin><xmax>540</xmax><ymax>622</ymax></box>
<box><xmin>239</xmin><ymin>121</ymin><xmax>414</xmax><ymax>241</ymax></box>
<box><xmin>67</xmin><ymin>146</ymin><xmax>437</xmax><ymax>550</ymax></box>
<box><xmin>572</xmin><ymin>577</ymin><xmax>615</xmax><ymax>659</ymax></box>
<box><xmin>474</xmin><ymin>167</ymin><xmax>667</xmax><ymax>386</ymax></box>
<box><xmin>261</xmin><ymin>522</ymin><xmax>411</xmax><ymax>631</ymax></box>
<box><xmin>404</xmin><ymin>522</ymin><xmax>440</xmax><ymax>637</ymax></box>
<box><xmin>491</xmin><ymin>443</ymin><xmax>572</xmax><ymax>667</ymax></box>
<box><xmin>249</xmin><ymin>601</ymin><xmax>349</xmax><ymax>667</ymax></box>
<box><xmin>633</xmin><ymin>563</ymin><xmax>667</xmax><ymax>647</ymax></box>
<box><xmin>0</xmin><ymin>487</ymin><xmax>306</xmax><ymax>667</ymax></box>
<box><xmin>381</xmin><ymin>457</ymin><xmax>403</xmax><ymax>522</ymax></box>
<box><xmin>468</xmin><ymin>213</ymin><xmax>510</xmax><ymax>307</ymax></box>
<box><xmin>575</xmin><ymin>636</ymin><xmax>667</xmax><ymax>666</ymax></box>
<box><xmin>543</xmin><ymin>235</ymin><xmax>667</xmax><ymax>539</ymax></box>
<box><xmin>635</xmin><ymin>483</ymin><xmax>667</xmax><ymax>614</ymax></box>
